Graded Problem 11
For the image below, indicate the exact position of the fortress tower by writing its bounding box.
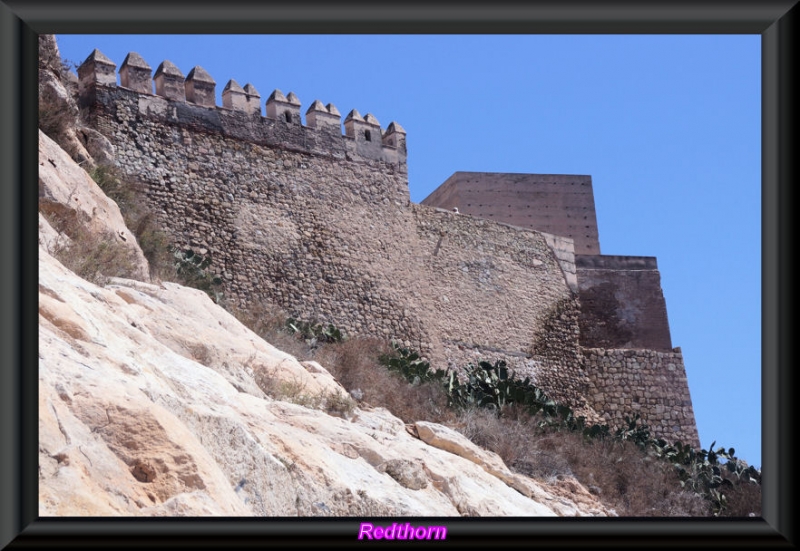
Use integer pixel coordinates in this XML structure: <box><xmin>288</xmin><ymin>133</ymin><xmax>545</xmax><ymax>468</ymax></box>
<box><xmin>422</xmin><ymin>172</ymin><xmax>601</xmax><ymax>255</ymax></box>
<box><xmin>423</xmin><ymin>171</ymin><xmax>674</xmax><ymax>352</ymax></box>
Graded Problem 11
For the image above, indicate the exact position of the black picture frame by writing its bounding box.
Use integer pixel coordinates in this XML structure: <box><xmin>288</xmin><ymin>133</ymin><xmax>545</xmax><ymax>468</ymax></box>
<box><xmin>2</xmin><ymin>1</ymin><xmax>795</xmax><ymax>548</ymax></box>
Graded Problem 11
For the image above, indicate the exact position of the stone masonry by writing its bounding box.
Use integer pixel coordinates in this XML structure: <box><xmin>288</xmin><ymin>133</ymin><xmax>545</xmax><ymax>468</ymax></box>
<box><xmin>576</xmin><ymin>255</ymin><xmax>673</xmax><ymax>351</ymax></box>
<box><xmin>421</xmin><ymin>171</ymin><xmax>675</xmax><ymax>352</ymax></box>
<box><xmin>584</xmin><ymin>348</ymin><xmax>699</xmax><ymax>445</ymax></box>
<box><xmin>74</xmin><ymin>48</ymin><xmax>699</xmax><ymax>446</ymax></box>
<box><xmin>422</xmin><ymin>171</ymin><xmax>601</xmax><ymax>255</ymax></box>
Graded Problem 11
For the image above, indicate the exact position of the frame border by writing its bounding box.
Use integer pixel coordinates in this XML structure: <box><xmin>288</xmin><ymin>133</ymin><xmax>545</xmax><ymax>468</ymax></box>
<box><xmin>2</xmin><ymin>1</ymin><xmax>795</xmax><ymax>548</ymax></box>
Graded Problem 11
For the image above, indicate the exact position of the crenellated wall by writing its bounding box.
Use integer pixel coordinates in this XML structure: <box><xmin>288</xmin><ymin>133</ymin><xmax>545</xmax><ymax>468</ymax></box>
<box><xmin>73</xmin><ymin>48</ymin><xmax>699</xmax><ymax>446</ymax></box>
<box><xmin>77</xmin><ymin>49</ymin><xmax>407</xmax><ymax>167</ymax></box>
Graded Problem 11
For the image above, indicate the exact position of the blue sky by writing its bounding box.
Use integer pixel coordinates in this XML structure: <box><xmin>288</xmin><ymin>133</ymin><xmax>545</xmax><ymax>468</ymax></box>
<box><xmin>53</xmin><ymin>34</ymin><xmax>762</xmax><ymax>469</ymax></box>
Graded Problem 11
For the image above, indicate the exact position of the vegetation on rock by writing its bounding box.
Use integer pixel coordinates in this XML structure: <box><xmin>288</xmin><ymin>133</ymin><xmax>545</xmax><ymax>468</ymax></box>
<box><xmin>377</xmin><ymin>341</ymin><xmax>761</xmax><ymax>517</ymax></box>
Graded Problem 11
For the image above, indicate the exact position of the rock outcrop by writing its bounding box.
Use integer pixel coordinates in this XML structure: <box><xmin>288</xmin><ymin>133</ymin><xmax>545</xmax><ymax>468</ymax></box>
<box><xmin>39</xmin><ymin>34</ymin><xmax>119</xmax><ymax>170</ymax></box>
<box><xmin>39</xmin><ymin>129</ymin><xmax>150</xmax><ymax>282</ymax></box>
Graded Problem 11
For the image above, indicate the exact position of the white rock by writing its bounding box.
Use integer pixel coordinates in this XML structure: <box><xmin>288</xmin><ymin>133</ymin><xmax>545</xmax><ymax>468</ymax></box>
<box><xmin>38</xmin><ymin>129</ymin><xmax>150</xmax><ymax>281</ymax></box>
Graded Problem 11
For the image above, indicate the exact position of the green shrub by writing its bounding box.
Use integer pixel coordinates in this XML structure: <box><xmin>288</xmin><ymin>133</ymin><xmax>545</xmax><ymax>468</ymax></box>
<box><xmin>285</xmin><ymin>317</ymin><xmax>345</xmax><ymax>349</ymax></box>
<box><xmin>172</xmin><ymin>248</ymin><xmax>223</xmax><ymax>302</ymax></box>
<box><xmin>378</xmin><ymin>342</ymin><xmax>446</xmax><ymax>385</ymax></box>
<box><xmin>378</xmin><ymin>342</ymin><xmax>761</xmax><ymax>516</ymax></box>
<box><xmin>133</xmin><ymin>213</ymin><xmax>173</xmax><ymax>280</ymax></box>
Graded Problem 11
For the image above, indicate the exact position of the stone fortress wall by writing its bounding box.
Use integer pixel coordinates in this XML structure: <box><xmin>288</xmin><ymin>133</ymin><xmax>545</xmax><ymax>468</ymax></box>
<box><xmin>75</xmin><ymin>48</ymin><xmax>698</xmax><ymax>446</ymax></box>
<box><xmin>422</xmin><ymin>173</ymin><xmax>692</xmax><ymax>439</ymax></box>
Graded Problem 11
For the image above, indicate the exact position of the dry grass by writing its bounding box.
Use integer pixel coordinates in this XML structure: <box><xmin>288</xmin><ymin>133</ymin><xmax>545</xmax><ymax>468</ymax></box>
<box><xmin>43</xmin><ymin>208</ymin><xmax>141</xmax><ymax>286</ymax></box>
<box><xmin>454</xmin><ymin>404</ymin><xmax>710</xmax><ymax>516</ymax></box>
<box><xmin>323</xmin><ymin>390</ymin><xmax>358</xmax><ymax>419</ymax></box>
<box><xmin>559</xmin><ymin>434</ymin><xmax>710</xmax><ymax>516</ymax></box>
<box><xmin>252</xmin><ymin>361</ymin><xmax>355</xmax><ymax>418</ymax></box>
<box><xmin>224</xmin><ymin>300</ymin><xmax>318</xmax><ymax>362</ymax></box>
<box><xmin>222</xmin><ymin>297</ymin><xmax>453</xmax><ymax>425</ymax></box>
<box><xmin>715</xmin><ymin>470</ymin><xmax>762</xmax><ymax>517</ymax></box>
<box><xmin>315</xmin><ymin>337</ymin><xmax>456</xmax><ymax>425</ymax></box>
<box><xmin>456</xmin><ymin>406</ymin><xmax>570</xmax><ymax>479</ymax></box>
<box><xmin>87</xmin><ymin>165</ymin><xmax>174</xmax><ymax>281</ymax></box>
<box><xmin>38</xmin><ymin>37</ymin><xmax>79</xmax><ymax>146</ymax></box>
<box><xmin>42</xmin><ymin>163</ymin><xmax>179</xmax><ymax>285</ymax></box>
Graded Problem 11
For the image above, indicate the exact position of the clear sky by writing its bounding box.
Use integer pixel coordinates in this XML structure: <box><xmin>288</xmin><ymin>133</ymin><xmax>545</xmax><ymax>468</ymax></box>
<box><xmin>53</xmin><ymin>34</ymin><xmax>762</xmax><ymax>469</ymax></box>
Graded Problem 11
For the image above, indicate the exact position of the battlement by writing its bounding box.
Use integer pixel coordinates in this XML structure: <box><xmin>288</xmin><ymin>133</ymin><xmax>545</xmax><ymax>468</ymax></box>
<box><xmin>77</xmin><ymin>49</ymin><xmax>407</xmax><ymax>165</ymax></box>
<box><xmin>575</xmin><ymin>254</ymin><xmax>658</xmax><ymax>271</ymax></box>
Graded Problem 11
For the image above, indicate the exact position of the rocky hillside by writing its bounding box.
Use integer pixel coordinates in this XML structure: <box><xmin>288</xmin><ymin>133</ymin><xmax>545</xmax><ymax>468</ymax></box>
<box><xmin>37</xmin><ymin>36</ymin><xmax>609</xmax><ymax>518</ymax></box>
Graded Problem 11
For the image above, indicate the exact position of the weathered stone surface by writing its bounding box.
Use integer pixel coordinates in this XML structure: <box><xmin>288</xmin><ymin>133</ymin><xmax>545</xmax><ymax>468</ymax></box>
<box><xmin>584</xmin><ymin>347</ymin><xmax>699</xmax><ymax>447</ymax></box>
<box><xmin>38</xmin><ymin>212</ymin><xmax>63</xmax><ymax>251</ymax></box>
<box><xmin>413</xmin><ymin>421</ymin><xmax>610</xmax><ymax>516</ymax></box>
<box><xmin>576</xmin><ymin>255</ymin><xmax>673</xmax><ymax>351</ymax></box>
<box><xmin>77</xmin><ymin>126</ymin><xmax>117</xmax><ymax>166</ymax></box>
<box><xmin>39</xmin><ymin>47</ymin><xmax>92</xmax><ymax>167</ymax></box>
<box><xmin>119</xmin><ymin>52</ymin><xmax>153</xmax><ymax>94</ymax></box>
<box><xmin>153</xmin><ymin>60</ymin><xmax>185</xmax><ymax>102</ymax></box>
<box><xmin>422</xmin><ymin>172</ymin><xmax>601</xmax><ymax>255</ymax></box>
<box><xmin>38</xmin><ymin>130</ymin><xmax>150</xmax><ymax>282</ymax></box>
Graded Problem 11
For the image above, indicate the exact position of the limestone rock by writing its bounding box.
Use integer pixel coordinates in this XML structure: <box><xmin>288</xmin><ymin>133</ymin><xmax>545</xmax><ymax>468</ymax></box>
<box><xmin>38</xmin><ymin>69</ymin><xmax>92</xmax><ymax>166</ymax></box>
<box><xmin>414</xmin><ymin>421</ymin><xmax>611</xmax><ymax>516</ymax></box>
<box><xmin>38</xmin><ymin>35</ymin><xmax>97</xmax><ymax>168</ymax></box>
<box><xmin>38</xmin><ymin>129</ymin><xmax>150</xmax><ymax>282</ymax></box>
<box><xmin>38</xmin><ymin>212</ymin><xmax>64</xmax><ymax>252</ymax></box>
<box><xmin>77</xmin><ymin>127</ymin><xmax>117</xmax><ymax>166</ymax></box>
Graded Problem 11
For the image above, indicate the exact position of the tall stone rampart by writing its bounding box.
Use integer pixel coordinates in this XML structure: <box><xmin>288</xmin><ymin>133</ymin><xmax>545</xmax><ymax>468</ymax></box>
<box><xmin>76</xmin><ymin>50</ymin><xmax>590</xmax><ymax>412</ymax></box>
<box><xmin>88</xmin><ymin>81</ymin><xmax>431</xmax><ymax>346</ymax></box>
<box><xmin>73</xmin><ymin>48</ymin><xmax>698</xmax><ymax>443</ymax></box>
